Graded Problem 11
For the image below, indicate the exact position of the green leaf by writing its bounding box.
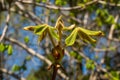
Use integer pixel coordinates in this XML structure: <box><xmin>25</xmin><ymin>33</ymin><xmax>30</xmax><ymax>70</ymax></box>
<box><xmin>8</xmin><ymin>45</ymin><xmax>13</xmax><ymax>55</ymax></box>
<box><xmin>65</xmin><ymin>28</ymin><xmax>78</xmax><ymax>46</ymax></box>
<box><xmin>24</xmin><ymin>36</ymin><xmax>29</xmax><ymax>44</ymax></box>
<box><xmin>55</xmin><ymin>0</ymin><xmax>66</xmax><ymax>6</ymax></box>
<box><xmin>42</xmin><ymin>0</ymin><xmax>47</xmax><ymax>3</ymax></box>
<box><xmin>78</xmin><ymin>27</ymin><xmax>104</xmax><ymax>36</ymax></box>
<box><xmin>106</xmin><ymin>15</ymin><xmax>114</xmax><ymax>24</ymax></box>
<box><xmin>78</xmin><ymin>29</ymin><xmax>96</xmax><ymax>43</ymax></box>
<box><xmin>70</xmin><ymin>51</ymin><xmax>77</xmax><ymax>57</ymax></box>
<box><xmin>37</xmin><ymin>31</ymin><xmax>47</xmax><ymax>42</ymax></box>
<box><xmin>77</xmin><ymin>55</ymin><xmax>82</xmax><ymax>61</ymax></box>
<box><xmin>86</xmin><ymin>60</ymin><xmax>95</xmax><ymax>70</ymax></box>
<box><xmin>0</xmin><ymin>43</ymin><xmax>5</xmax><ymax>53</ymax></box>
<box><xmin>12</xmin><ymin>64</ymin><xmax>20</xmax><ymax>72</ymax></box>
<box><xmin>25</xmin><ymin>55</ymin><xmax>31</xmax><ymax>61</ymax></box>
<box><xmin>34</xmin><ymin>25</ymin><xmax>48</xmax><ymax>35</ymax></box>
<box><xmin>55</xmin><ymin>16</ymin><xmax>64</xmax><ymax>33</ymax></box>
<box><xmin>63</xmin><ymin>24</ymin><xmax>75</xmax><ymax>31</ymax></box>
<box><xmin>49</xmin><ymin>27</ymin><xmax>59</xmax><ymax>40</ymax></box>
<box><xmin>78</xmin><ymin>27</ymin><xmax>104</xmax><ymax>43</ymax></box>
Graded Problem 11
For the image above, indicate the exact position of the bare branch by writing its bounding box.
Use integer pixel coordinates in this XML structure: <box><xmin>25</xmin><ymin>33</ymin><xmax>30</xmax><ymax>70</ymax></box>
<box><xmin>0</xmin><ymin>7</ymin><xmax>10</xmax><ymax>42</ymax></box>
<box><xmin>18</xmin><ymin>0</ymin><xmax>98</xmax><ymax>11</ymax></box>
<box><xmin>72</xmin><ymin>47</ymin><xmax>114</xmax><ymax>79</ymax></box>
<box><xmin>0</xmin><ymin>68</ymin><xmax>26</xmax><ymax>80</ymax></box>
<box><xmin>4</xmin><ymin>37</ymin><xmax>69</xmax><ymax>80</ymax></box>
<box><xmin>98</xmin><ymin>1</ymin><xmax>120</xmax><ymax>7</ymax></box>
<box><xmin>15</xmin><ymin>1</ymin><xmax>42</xmax><ymax>24</ymax></box>
<box><xmin>108</xmin><ymin>15</ymin><xmax>119</xmax><ymax>41</ymax></box>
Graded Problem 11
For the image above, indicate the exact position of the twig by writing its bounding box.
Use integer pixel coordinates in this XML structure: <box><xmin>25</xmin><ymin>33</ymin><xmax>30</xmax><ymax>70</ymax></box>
<box><xmin>18</xmin><ymin>0</ymin><xmax>98</xmax><ymax>11</ymax></box>
<box><xmin>72</xmin><ymin>47</ymin><xmax>115</xmax><ymax>79</ymax></box>
<box><xmin>0</xmin><ymin>7</ymin><xmax>10</xmax><ymax>42</ymax></box>
<box><xmin>108</xmin><ymin>15</ymin><xmax>119</xmax><ymax>42</ymax></box>
<box><xmin>98</xmin><ymin>1</ymin><xmax>120</xmax><ymax>7</ymax></box>
<box><xmin>0</xmin><ymin>68</ymin><xmax>26</xmax><ymax>80</ymax></box>
<box><xmin>15</xmin><ymin>1</ymin><xmax>42</xmax><ymax>24</ymax></box>
<box><xmin>52</xmin><ymin>65</ymin><xmax>58</xmax><ymax>80</ymax></box>
<box><xmin>4</xmin><ymin>37</ymin><xmax>69</xmax><ymax>80</ymax></box>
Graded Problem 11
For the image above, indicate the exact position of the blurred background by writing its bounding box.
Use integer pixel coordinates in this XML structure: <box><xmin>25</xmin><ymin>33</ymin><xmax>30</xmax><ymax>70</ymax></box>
<box><xmin>0</xmin><ymin>0</ymin><xmax>120</xmax><ymax>80</ymax></box>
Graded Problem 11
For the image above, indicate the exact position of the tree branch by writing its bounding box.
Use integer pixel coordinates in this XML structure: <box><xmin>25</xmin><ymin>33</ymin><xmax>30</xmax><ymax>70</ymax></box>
<box><xmin>0</xmin><ymin>68</ymin><xmax>26</xmax><ymax>80</ymax></box>
<box><xmin>98</xmin><ymin>1</ymin><xmax>120</xmax><ymax>7</ymax></box>
<box><xmin>0</xmin><ymin>5</ymin><xmax>11</xmax><ymax>42</ymax></box>
<box><xmin>4</xmin><ymin>37</ymin><xmax>69</xmax><ymax>80</ymax></box>
<box><xmin>18</xmin><ymin>0</ymin><xmax>98</xmax><ymax>11</ymax></box>
<box><xmin>71</xmin><ymin>47</ymin><xmax>115</xmax><ymax>79</ymax></box>
<box><xmin>15</xmin><ymin>1</ymin><xmax>42</xmax><ymax>24</ymax></box>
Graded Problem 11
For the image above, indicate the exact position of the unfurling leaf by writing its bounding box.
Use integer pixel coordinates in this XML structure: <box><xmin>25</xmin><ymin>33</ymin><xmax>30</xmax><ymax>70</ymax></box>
<box><xmin>8</xmin><ymin>45</ymin><xmax>13</xmax><ymax>55</ymax></box>
<box><xmin>23</xmin><ymin>26</ymin><xmax>36</xmax><ymax>31</ymax></box>
<box><xmin>49</xmin><ymin>27</ymin><xmax>59</xmax><ymax>40</ymax></box>
<box><xmin>23</xmin><ymin>24</ymin><xmax>48</xmax><ymax>35</ymax></box>
<box><xmin>78</xmin><ymin>27</ymin><xmax>104</xmax><ymax>36</ymax></box>
<box><xmin>78</xmin><ymin>29</ymin><xmax>96</xmax><ymax>43</ymax></box>
<box><xmin>55</xmin><ymin>16</ymin><xmax>64</xmax><ymax>32</ymax></box>
<box><xmin>37</xmin><ymin>31</ymin><xmax>47</xmax><ymax>43</ymax></box>
<box><xmin>65</xmin><ymin>28</ymin><xmax>78</xmax><ymax>46</ymax></box>
<box><xmin>65</xmin><ymin>27</ymin><xmax>104</xmax><ymax>46</ymax></box>
<box><xmin>34</xmin><ymin>25</ymin><xmax>48</xmax><ymax>35</ymax></box>
<box><xmin>63</xmin><ymin>24</ymin><xmax>75</xmax><ymax>31</ymax></box>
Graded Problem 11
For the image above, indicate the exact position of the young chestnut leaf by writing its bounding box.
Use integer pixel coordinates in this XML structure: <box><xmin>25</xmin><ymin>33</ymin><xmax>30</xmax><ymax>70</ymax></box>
<box><xmin>49</xmin><ymin>27</ymin><xmax>59</xmax><ymax>41</ymax></box>
<box><xmin>65</xmin><ymin>27</ymin><xmax>104</xmax><ymax>46</ymax></box>
<box><xmin>8</xmin><ymin>45</ymin><xmax>13</xmax><ymax>55</ymax></box>
<box><xmin>37</xmin><ymin>31</ymin><xmax>47</xmax><ymax>43</ymax></box>
<box><xmin>63</xmin><ymin>24</ymin><xmax>75</xmax><ymax>31</ymax></box>
<box><xmin>34</xmin><ymin>25</ymin><xmax>48</xmax><ymax>35</ymax></box>
<box><xmin>23</xmin><ymin>26</ymin><xmax>36</xmax><ymax>31</ymax></box>
<box><xmin>55</xmin><ymin>16</ymin><xmax>64</xmax><ymax>32</ymax></box>
<box><xmin>78</xmin><ymin>29</ymin><xmax>96</xmax><ymax>43</ymax></box>
<box><xmin>78</xmin><ymin>27</ymin><xmax>104</xmax><ymax>36</ymax></box>
<box><xmin>65</xmin><ymin>28</ymin><xmax>78</xmax><ymax>46</ymax></box>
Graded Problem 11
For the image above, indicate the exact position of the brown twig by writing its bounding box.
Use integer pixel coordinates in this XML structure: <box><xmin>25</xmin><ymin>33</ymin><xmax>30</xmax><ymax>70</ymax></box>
<box><xmin>4</xmin><ymin>37</ymin><xmax>69</xmax><ymax>80</ymax></box>
<box><xmin>18</xmin><ymin>0</ymin><xmax>98</xmax><ymax>11</ymax></box>
<box><xmin>52</xmin><ymin>65</ymin><xmax>58</xmax><ymax>80</ymax></box>
<box><xmin>0</xmin><ymin>68</ymin><xmax>26</xmax><ymax>80</ymax></box>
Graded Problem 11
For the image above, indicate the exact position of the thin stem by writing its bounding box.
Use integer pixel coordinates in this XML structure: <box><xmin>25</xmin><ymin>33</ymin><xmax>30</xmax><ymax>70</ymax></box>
<box><xmin>52</xmin><ymin>65</ymin><xmax>58</xmax><ymax>80</ymax></box>
<box><xmin>58</xmin><ymin>31</ymin><xmax>62</xmax><ymax>46</ymax></box>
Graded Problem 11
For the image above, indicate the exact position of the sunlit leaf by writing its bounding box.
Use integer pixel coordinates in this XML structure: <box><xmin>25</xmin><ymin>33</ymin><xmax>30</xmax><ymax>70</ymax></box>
<box><xmin>55</xmin><ymin>16</ymin><xmax>64</xmax><ymax>32</ymax></box>
<box><xmin>37</xmin><ymin>31</ymin><xmax>47</xmax><ymax>43</ymax></box>
<box><xmin>63</xmin><ymin>24</ymin><xmax>75</xmax><ymax>31</ymax></box>
<box><xmin>70</xmin><ymin>51</ymin><xmax>77</xmax><ymax>57</ymax></box>
<box><xmin>0</xmin><ymin>43</ymin><xmax>5</xmax><ymax>53</ymax></box>
<box><xmin>34</xmin><ymin>25</ymin><xmax>48</xmax><ymax>35</ymax></box>
<box><xmin>86</xmin><ymin>60</ymin><xmax>95</xmax><ymax>70</ymax></box>
<box><xmin>65</xmin><ymin>28</ymin><xmax>78</xmax><ymax>46</ymax></box>
<box><xmin>78</xmin><ymin>29</ymin><xmax>97</xmax><ymax>43</ymax></box>
<box><xmin>12</xmin><ymin>64</ymin><xmax>20</xmax><ymax>72</ymax></box>
<box><xmin>49</xmin><ymin>27</ymin><xmax>59</xmax><ymax>40</ymax></box>
<box><xmin>66</xmin><ymin>26</ymin><xmax>104</xmax><ymax>46</ymax></box>
<box><xmin>24</xmin><ymin>36</ymin><xmax>29</xmax><ymax>44</ymax></box>
<box><xmin>23</xmin><ymin>26</ymin><xmax>36</xmax><ymax>31</ymax></box>
<box><xmin>8</xmin><ymin>45</ymin><xmax>13</xmax><ymax>55</ymax></box>
<box><xmin>78</xmin><ymin>27</ymin><xmax>104</xmax><ymax>36</ymax></box>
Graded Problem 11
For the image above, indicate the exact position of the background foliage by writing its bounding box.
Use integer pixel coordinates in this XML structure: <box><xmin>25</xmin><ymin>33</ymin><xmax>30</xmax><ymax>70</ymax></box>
<box><xmin>0</xmin><ymin>0</ymin><xmax>120</xmax><ymax>80</ymax></box>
